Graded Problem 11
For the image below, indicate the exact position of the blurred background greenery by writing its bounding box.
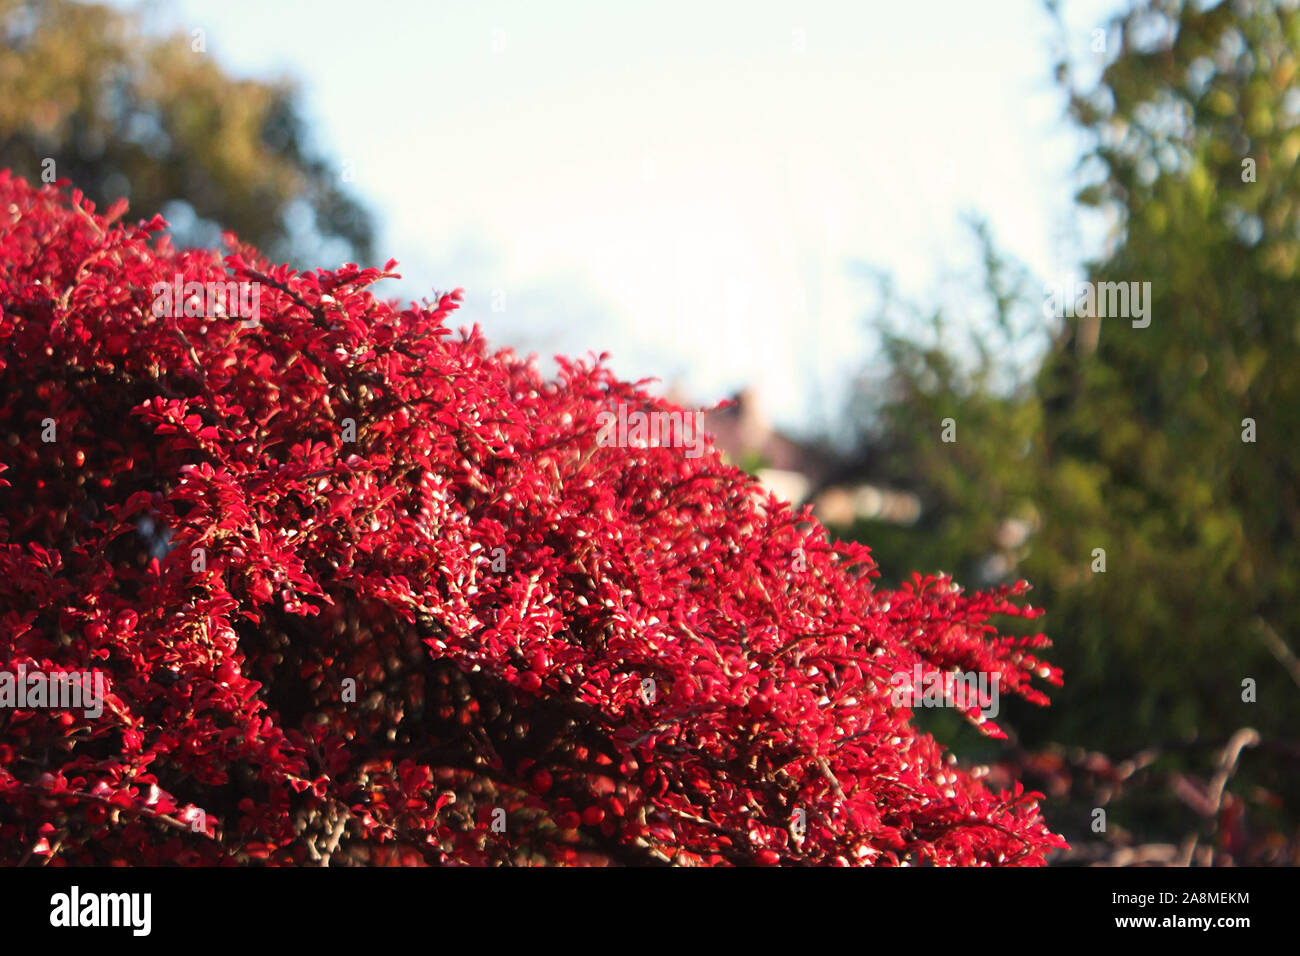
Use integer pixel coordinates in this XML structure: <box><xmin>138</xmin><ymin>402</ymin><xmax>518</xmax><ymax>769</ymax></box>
<box><xmin>831</xmin><ymin>0</ymin><xmax>1300</xmax><ymax>864</ymax></box>
<box><xmin>0</xmin><ymin>0</ymin><xmax>373</xmax><ymax>265</ymax></box>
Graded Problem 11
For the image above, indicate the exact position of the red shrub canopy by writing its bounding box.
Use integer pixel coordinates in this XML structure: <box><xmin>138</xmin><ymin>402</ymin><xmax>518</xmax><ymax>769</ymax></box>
<box><xmin>0</xmin><ymin>172</ymin><xmax>1064</xmax><ymax>865</ymax></box>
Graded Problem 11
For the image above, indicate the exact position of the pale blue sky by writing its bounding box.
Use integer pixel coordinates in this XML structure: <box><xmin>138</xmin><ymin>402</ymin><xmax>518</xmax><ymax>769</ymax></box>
<box><xmin>119</xmin><ymin>0</ymin><xmax>1122</xmax><ymax>432</ymax></box>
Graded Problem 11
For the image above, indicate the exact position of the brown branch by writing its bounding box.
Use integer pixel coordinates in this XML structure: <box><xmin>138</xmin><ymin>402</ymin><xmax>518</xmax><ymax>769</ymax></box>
<box><xmin>1178</xmin><ymin>727</ymin><xmax>1259</xmax><ymax>867</ymax></box>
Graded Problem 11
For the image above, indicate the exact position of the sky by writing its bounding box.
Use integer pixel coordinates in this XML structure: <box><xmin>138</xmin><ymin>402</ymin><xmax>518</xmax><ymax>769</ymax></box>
<box><xmin>119</xmin><ymin>0</ymin><xmax>1123</xmax><ymax>434</ymax></box>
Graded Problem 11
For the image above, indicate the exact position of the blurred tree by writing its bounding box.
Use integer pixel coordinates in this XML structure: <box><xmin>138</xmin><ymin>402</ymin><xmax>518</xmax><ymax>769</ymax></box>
<box><xmin>839</xmin><ymin>0</ymin><xmax>1300</xmax><ymax>772</ymax></box>
<box><xmin>0</xmin><ymin>0</ymin><xmax>373</xmax><ymax>266</ymax></box>
<box><xmin>1030</xmin><ymin>0</ymin><xmax>1300</xmax><ymax>754</ymax></box>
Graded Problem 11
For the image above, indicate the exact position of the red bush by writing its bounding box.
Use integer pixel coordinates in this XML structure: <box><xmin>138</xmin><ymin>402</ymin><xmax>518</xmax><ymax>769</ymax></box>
<box><xmin>0</xmin><ymin>172</ymin><xmax>1065</xmax><ymax>865</ymax></box>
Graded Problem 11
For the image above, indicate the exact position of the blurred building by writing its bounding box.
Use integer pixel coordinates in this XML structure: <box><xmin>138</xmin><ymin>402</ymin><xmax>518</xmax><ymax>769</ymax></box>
<box><xmin>698</xmin><ymin>387</ymin><xmax>920</xmax><ymax>527</ymax></box>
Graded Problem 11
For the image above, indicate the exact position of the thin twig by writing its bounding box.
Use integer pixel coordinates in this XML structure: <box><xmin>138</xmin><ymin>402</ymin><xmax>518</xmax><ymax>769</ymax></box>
<box><xmin>1255</xmin><ymin>618</ymin><xmax>1300</xmax><ymax>691</ymax></box>
<box><xmin>319</xmin><ymin>811</ymin><xmax>349</xmax><ymax>867</ymax></box>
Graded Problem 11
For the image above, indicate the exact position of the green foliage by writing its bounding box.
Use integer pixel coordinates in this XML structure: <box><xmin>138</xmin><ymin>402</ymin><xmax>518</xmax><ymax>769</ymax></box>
<box><xmin>843</xmin><ymin>0</ymin><xmax>1300</xmax><ymax>765</ymax></box>
<box><xmin>0</xmin><ymin>0</ymin><xmax>373</xmax><ymax>266</ymax></box>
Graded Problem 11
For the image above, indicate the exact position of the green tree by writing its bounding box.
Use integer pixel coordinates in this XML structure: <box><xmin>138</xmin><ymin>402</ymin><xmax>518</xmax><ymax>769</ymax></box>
<box><xmin>1030</xmin><ymin>0</ymin><xmax>1300</xmax><ymax>752</ymax></box>
<box><xmin>840</xmin><ymin>0</ymin><xmax>1300</xmax><ymax>768</ymax></box>
<box><xmin>0</xmin><ymin>0</ymin><xmax>373</xmax><ymax>265</ymax></box>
